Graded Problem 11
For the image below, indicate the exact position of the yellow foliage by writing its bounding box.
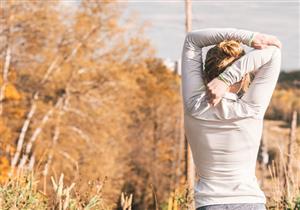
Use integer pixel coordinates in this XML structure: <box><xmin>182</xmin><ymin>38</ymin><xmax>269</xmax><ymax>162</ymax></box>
<box><xmin>4</xmin><ymin>83</ymin><xmax>22</xmax><ymax>100</ymax></box>
<box><xmin>0</xmin><ymin>156</ymin><xmax>10</xmax><ymax>183</ymax></box>
<box><xmin>267</xmin><ymin>87</ymin><xmax>300</xmax><ymax>121</ymax></box>
<box><xmin>0</xmin><ymin>118</ymin><xmax>6</xmax><ymax>133</ymax></box>
<box><xmin>0</xmin><ymin>63</ymin><xmax>18</xmax><ymax>84</ymax></box>
<box><xmin>8</xmin><ymin>70</ymin><xmax>18</xmax><ymax>81</ymax></box>
<box><xmin>0</xmin><ymin>119</ymin><xmax>12</xmax><ymax>142</ymax></box>
<box><xmin>6</xmin><ymin>106</ymin><xmax>26</xmax><ymax>118</ymax></box>
<box><xmin>0</xmin><ymin>142</ymin><xmax>16</xmax><ymax>183</ymax></box>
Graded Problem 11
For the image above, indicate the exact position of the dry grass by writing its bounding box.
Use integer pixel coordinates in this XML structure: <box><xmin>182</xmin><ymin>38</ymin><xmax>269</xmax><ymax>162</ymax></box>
<box><xmin>259</xmin><ymin>119</ymin><xmax>300</xmax><ymax>210</ymax></box>
<box><xmin>255</xmin><ymin>117</ymin><xmax>300</xmax><ymax>210</ymax></box>
<box><xmin>0</xmin><ymin>170</ymin><xmax>110</xmax><ymax>210</ymax></box>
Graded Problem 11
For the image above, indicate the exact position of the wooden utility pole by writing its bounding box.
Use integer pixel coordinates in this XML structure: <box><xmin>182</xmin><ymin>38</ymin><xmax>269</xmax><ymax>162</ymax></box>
<box><xmin>185</xmin><ymin>0</ymin><xmax>192</xmax><ymax>32</ymax></box>
<box><xmin>184</xmin><ymin>0</ymin><xmax>195</xmax><ymax>209</ymax></box>
<box><xmin>284</xmin><ymin>110</ymin><xmax>297</xmax><ymax>200</ymax></box>
<box><xmin>287</xmin><ymin>111</ymin><xmax>297</xmax><ymax>176</ymax></box>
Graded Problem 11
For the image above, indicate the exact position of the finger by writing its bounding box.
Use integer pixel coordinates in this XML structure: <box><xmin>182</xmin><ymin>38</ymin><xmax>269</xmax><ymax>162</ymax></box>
<box><xmin>266</xmin><ymin>36</ymin><xmax>282</xmax><ymax>49</ymax></box>
<box><xmin>252</xmin><ymin>43</ymin><xmax>263</xmax><ymax>49</ymax></box>
<box><xmin>273</xmin><ymin>40</ymin><xmax>282</xmax><ymax>49</ymax></box>
<box><xmin>256</xmin><ymin>44</ymin><xmax>268</xmax><ymax>49</ymax></box>
<box><xmin>206</xmin><ymin>90</ymin><xmax>212</xmax><ymax>99</ymax></box>
<box><xmin>211</xmin><ymin>97</ymin><xmax>217</xmax><ymax>106</ymax></box>
<box><xmin>209</xmin><ymin>95</ymin><xmax>215</xmax><ymax>105</ymax></box>
<box><xmin>213</xmin><ymin>97</ymin><xmax>221</xmax><ymax>107</ymax></box>
<box><xmin>208</xmin><ymin>95</ymin><xmax>214</xmax><ymax>104</ymax></box>
<box><xmin>206</xmin><ymin>91</ymin><xmax>213</xmax><ymax>105</ymax></box>
<box><xmin>261</xmin><ymin>44</ymin><xmax>268</xmax><ymax>49</ymax></box>
<box><xmin>207</xmin><ymin>88</ymin><xmax>216</xmax><ymax>99</ymax></box>
<box><xmin>211</xmin><ymin>98</ymin><xmax>217</xmax><ymax>106</ymax></box>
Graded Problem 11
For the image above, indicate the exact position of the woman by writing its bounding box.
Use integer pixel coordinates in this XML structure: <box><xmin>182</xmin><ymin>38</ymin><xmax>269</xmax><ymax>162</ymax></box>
<box><xmin>180</xmin><ymin>28</ymin><xmax>282</xmax><ymax>210</ymax></box>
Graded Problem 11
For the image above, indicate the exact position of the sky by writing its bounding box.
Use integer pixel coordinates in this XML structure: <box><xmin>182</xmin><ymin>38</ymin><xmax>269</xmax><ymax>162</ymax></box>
<box><xmin>123</xmin><ymin>0</ymin><xmax>300</xmax><ymax>72</ymax></box>
<box><xmin>61</xmin><ymin>0</ymin><xmax>300</xmax><ymax>72</ymax></box>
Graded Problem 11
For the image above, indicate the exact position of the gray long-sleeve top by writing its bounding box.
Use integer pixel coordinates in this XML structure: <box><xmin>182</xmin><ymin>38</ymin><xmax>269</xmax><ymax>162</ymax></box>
<box><xmin>181</xmin><ymin>28</ymin><xmax>281</xmax><ymax>208</ymax></box>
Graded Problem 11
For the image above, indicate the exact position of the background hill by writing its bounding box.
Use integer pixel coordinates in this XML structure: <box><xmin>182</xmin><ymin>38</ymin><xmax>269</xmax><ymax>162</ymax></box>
<box><xmin>278</xmin><ymin>70</ymin><xmax>300</xmax><ymax>88</ymax></box>
<box><xmin>266</xmin><ymin>70</ymin><xmax>300</xmax><ymax>122</ymax></box>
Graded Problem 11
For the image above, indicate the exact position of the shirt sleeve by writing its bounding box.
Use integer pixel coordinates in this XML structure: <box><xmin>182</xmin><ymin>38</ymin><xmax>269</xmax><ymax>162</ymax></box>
<box><xmin>219</xmin><ymin>45</ymin><xmax>282</xmax><ymax>118</ymax></box>
<box><xmin>181</xmin><ymin>28</ymin><xmax>256</xmax><ymax>112</ymax></box>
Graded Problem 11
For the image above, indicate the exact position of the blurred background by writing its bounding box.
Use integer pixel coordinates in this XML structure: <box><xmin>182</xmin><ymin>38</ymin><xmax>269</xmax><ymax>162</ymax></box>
<box><xmin>0</xmin><ymin>0</ymin><xmax>299</xmax><ymax>209</ymax></box>
<box><xmin>126</xmin><ymin>0</ymin><xmax>299</xmax><ymax>72</ymax></box>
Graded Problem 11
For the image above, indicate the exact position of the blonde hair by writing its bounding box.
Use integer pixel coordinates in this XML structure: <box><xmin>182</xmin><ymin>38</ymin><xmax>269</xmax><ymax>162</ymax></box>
<box><xmin>203</xmin><ymin>39</ymin><xmax>252</xmax><ymax>93</ymax></box>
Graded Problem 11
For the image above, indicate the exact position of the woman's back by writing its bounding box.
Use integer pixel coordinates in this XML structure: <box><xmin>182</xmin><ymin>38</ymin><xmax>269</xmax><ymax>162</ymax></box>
<box><xmin>180</xmin><ymin>28</ymin><xmax>281</xmax><ymax>209</ymax></box>
<box><xmin>184</xmin><ymin>96</ymin><xmax>265</xmax><ymax>208</ymax></box>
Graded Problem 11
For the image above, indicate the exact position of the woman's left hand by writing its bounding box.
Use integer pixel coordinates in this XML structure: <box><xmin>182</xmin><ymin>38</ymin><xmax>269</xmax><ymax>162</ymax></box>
<box><xmin>251</xmin><ymin>33</ymin><xmax>282</xmax><ymax>49</ymax></box>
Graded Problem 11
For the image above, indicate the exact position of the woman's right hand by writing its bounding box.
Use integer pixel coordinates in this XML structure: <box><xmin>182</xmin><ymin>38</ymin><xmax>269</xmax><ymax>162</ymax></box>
<box><xmin>251</xmin><ymin>33</ymin><xmax>282</xmax><ymax>49</ymax></box>
<box><xmin>206</xmin><ymin>77</ymin><xmax>230</xmax><ymax>107</ymax></box>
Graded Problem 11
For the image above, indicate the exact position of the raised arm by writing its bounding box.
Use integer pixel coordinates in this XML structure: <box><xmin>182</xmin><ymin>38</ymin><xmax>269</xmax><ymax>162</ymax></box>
<box><xmin>219</xmin><ymin>45</ymin><xmax>282</xmax><ymax>118</ymax></box>
<box><xmin>181</xmin><ymin>28</ymin><xmax>255</xmax><ymax>112</ymax></box>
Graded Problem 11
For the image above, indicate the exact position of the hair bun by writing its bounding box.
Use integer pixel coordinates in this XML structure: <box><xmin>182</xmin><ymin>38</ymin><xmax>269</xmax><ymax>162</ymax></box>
<box><xmin>218</xmin><ymin>40</ymin><xmax>243</xmax><ymax>57</ymax></box>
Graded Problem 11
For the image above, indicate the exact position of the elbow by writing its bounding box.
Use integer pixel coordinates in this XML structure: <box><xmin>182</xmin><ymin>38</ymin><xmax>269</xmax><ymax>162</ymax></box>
<box><xmin>266</xmin><ymin>45</ymin><xmax>281</xmax><ymax>68</ymax></box>
<box><xmin>184</xmin><ymin>32</ymin><xmax>193</xmax><ymax>45</ymax></box>
<box><xmin>271</xmin><ymin>46</ymin><xmax>281</xmax><ymax>68</ymax></box>
<box><xmin>183</xmin><ymin>32</ymin><xmax>195</xmax><ymax>51</ymax></box>
<box><xmin>273</xmin><ymin>47</ymin><xmax>281</xmax><ymax>59</ymax></box>
<box><xmin>269</xmin><ymin>45</ymin><xmax>281</xmax><ymax>58</ymax></box>
<box><xmin>271</xmin><ymin>46</ymin><xmax>282</xmax><ymax>74</ymax></box>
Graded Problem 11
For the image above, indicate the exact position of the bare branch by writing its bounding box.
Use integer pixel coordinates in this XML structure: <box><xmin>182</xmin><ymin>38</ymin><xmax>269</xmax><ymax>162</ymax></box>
<box><xmin>10</xmin><ymin>102</ymin><xmax>37</xmax><ymax>169</ymax></box>
<box><xmin>68</xmin><ymin>126</ymin><xmax>91</xmax><ymax>144</ymax></box>
<box><xmin>0</xmin><ymin>45</ymin><xmax>11</xmax><ymax>115</ymax></box>
<box><xmin>18</xmin><ymin>97</ymin><xmax>63</xmax><ymax>168</ymax></box>
<box><xmin>58</xmin><ymin>150</ymin><xmax>79</xmax><ymax>173</ymax></box>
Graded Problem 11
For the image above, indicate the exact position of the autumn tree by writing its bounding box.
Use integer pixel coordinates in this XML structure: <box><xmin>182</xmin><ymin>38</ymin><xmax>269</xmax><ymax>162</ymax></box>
<box><xmin>0</xmin><ymin>0</ymin><xmax>185</xmax><ymax>209</ymax></box>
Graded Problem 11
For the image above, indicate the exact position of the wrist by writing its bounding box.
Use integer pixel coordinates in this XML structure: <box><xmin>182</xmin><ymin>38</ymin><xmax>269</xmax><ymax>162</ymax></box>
<box><xmin>217</xmin><ymin>74</ymin><xmax>231</xmax><ymax>86</ymax></box>
<box><xmin>249</xmin><ymin>32</ymin><xmax>258</xmax><ymax>47</ymax></box>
